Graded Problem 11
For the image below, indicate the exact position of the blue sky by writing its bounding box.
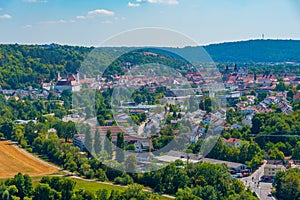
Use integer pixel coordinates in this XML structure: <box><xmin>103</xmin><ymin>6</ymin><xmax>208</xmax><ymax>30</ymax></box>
<box><xmin>0</xmin><ymin>0</ymin><xmax>300</xmax><ymax>46</ymax></box>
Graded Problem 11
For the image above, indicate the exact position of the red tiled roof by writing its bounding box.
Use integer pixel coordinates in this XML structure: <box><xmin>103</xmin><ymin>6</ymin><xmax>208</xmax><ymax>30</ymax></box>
<box><xmin>97</xmin><ymin>126</ymin><xmax>128</xmax><ymax>134</ymax></box>
<box><xmin>294</xmin><ymin>91</ymin><xmax>300</xmax><ymax>99</ymax></box>
<box><xmin>225</xmin><ymin>138</ymin><xmax>240</xmax><ymax>143</ymax></box>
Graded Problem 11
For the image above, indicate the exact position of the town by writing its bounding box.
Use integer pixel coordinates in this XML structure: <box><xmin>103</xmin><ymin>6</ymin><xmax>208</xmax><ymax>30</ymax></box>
<box><xmin>1</xmin><ymin>52</ymin><xmax>300</xmax><ymax>199</ymax></box>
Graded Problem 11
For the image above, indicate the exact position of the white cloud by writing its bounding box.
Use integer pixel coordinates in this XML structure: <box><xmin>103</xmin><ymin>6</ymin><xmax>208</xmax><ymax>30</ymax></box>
<box><xmin>0</xmin><ymin>8</ymin><xmax>3</xmax><ymax>11</ymax></box>
<box><xmin>76</xmin><ymin>15</ymin><xmax>86</xmax><ymax>19</ymax></box>
<box><xmin>76</xmin><ymin>9</ymin><xmax>115</xmax><ymax>20</ymax></box>
<box><xmin>0</xmin><ymin>14</ymin><xmax>12</xmax><ymax>19</ymax></box>
<box><xmin>87</xmin><ymin>9</ymin><xmax>115</xmax><ymax>16</ymax></box>
<box><xmin>40</xmin><ymin>19</ymin><xmax>75</xmax><ymax>25</ymax></box>
<box><xmin>128</xmin><ymin>2</ymin><xmax>140</xmax><ymax>7</ymax></box>
<box><xmin>136</xmin><ymin>0</ymin><xmax>178</xmax><ymax>5</ymax></box>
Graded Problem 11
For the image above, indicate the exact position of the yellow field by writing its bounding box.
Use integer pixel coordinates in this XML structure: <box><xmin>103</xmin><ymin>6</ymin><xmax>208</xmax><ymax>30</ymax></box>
<box><xmin>0</xmin><ymin>141</ymin><xmax>58</xmax><ymax>178</ymax></box>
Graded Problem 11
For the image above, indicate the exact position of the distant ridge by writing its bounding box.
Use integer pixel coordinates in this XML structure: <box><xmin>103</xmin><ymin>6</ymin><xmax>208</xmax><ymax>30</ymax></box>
<box><xmin>161</xmin><ymin>39</ymin><xmax>300</xmax><ymax>63</ymax></box>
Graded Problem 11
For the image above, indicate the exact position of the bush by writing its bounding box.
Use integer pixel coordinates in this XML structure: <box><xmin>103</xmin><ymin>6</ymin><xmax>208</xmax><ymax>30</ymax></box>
<box><xmin>114</xmin><ymin>174</ymin><xmax>133</xmax><ymax>185</ymax></box>
<box><xmin>95</xmin><ymin>169</ymin><xmax>107</xmax><ymax>182</ymax></box>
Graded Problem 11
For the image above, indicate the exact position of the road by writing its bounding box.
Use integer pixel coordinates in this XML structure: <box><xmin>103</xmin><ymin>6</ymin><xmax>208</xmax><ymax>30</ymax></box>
<box><xmin>241</xmin><ymin>161</ymin><xmax>275</xmax><ymax>200</ymax></box>
<box><xmin>137</xmin><ymin>121</ymin><xmax>146</xmax><ymax>136</ymax></box>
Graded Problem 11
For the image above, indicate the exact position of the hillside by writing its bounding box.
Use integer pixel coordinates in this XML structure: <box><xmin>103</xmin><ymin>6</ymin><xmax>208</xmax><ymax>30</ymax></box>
<box><xmin>0</xmin><ymin>40</ymin><xmax>300</xmax><ymax>89</ymax></box>
<box><xmin>165</xmin><ymin>39</ymin><xmax>300</xmax><ymax>63</ymax></box>
<box><xmin>204</xmin><ymin>39</ymin><xmax>300</xmax><ymax>63</ymax></box>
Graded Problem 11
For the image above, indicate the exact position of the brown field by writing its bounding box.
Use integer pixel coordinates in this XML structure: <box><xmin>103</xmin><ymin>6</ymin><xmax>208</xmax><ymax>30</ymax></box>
<box><xmin>0</xmin><ymin>141</ymin><xmax>58</xmax><ymax>178</ymax></box>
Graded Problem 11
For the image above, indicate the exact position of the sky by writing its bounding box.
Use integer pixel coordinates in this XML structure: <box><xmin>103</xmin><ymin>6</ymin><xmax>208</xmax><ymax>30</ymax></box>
<box><xmin>0</xmin><ymin>0</ymin><xmax>300</xmax><ymax>47</ymax></box>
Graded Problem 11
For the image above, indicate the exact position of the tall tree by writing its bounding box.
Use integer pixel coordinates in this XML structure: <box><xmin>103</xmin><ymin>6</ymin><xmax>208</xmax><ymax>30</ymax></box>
<box><xmin>104</xmin><ymin>130</ymin><xmax>113</xmax><ymax>159</ymax></box>
<box><xmin>84</xmin><ymin>124</ymin><xmax>93</xmax><ymax>154</ymax></box>
<box><xmin>13</xmin><ymin>173</ymin><xmax>33</xmax><ymax>200</ymax></box>
<box><xmin>33</xmin><ymin>183</ymin><xmax>58</xmax><ymax>200</ymax></box>
<box><xmin>94</xmin><ymin>128</ymin><xmax>102</xmax><ymax>156</ymax></box>
<box><xmin>60</xmin><ymin>179</ymin><xmax>76</xmax><ymax>200</ymax></box>
<box><xmin>125</xmin><ymin>154</ymin><xmax>137</xmax><ymax>173</ymax></box>
<box><xmin>116</xmin><ymin>132</ymin><xmax>125</xmax><ymax>163</ymax></box>
<box><xmin>65</xmin><ymin>121</ymin><xmax>76</xmax><ymax>143</ymax></box>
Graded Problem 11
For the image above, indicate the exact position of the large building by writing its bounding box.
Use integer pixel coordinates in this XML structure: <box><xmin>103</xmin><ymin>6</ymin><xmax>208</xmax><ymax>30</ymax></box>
<box><xmin>42</xmin><ymin>73</ymin><xmax>81</xmax><ymax>92</ymax></box>
<box><xmin>263</xmin><ymin>164</ymin><xmax>286</xmax><ymax>180</ymax></box>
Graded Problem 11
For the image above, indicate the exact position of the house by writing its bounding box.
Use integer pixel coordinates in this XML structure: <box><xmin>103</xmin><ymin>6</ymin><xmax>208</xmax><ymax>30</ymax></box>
<box><xmin>231</xmin><ymin>124</ymin><xmax>243</xmax><ymax>130</ymax></box>
<box><xmin>224</xmin><ymin>138</ymin><xmax>241</xmax><ymax>148</ymax></box>
<box><xmin>201</xmin><ymin>158</ymin><xmax>247</xmax><ymax>172</ymax></box>
<box><xmin>104</xmin><ymin>120</ymin><xmax>128</xmax><ymax>126</ymax></box>
<box><xmin>14</xmin><ymin>120</ymin><xmax>37</xmax><ymax>124</ymax></box>
<box><xmin>155</xmin><ymin>150</ymin><xmax>203</xmax><ymax>164</ymax></box>
<box><xmin>293</xmin><ymin>90</ymin><xmax>300</xmax><ymax>100</ymax></box>
<box><xmin>42</xmin><ymin>73</ymin><xmax>81</xmax><ymax>92</ymax></box>
<box><xmin>192</xmin><ymin>125</ymin><xmax>206</xmax><ymax>134</ymax></box>
<box><xmin>263</xmin><ymin>164</ymin><xmax>286</xmax><ymax>180</ymax></box>
<box><xmin>288</xmin><ymin>160</ymin><xmax>300</xmax><ymax>169</ymax></box>
<box><xmin>135</xmin><ymin>139</ymin><xmax>152</xmax><ymax>152</ymax></box>
<box><xmin>97</xmin><ymin>126</ymin><xmax>128</xmax><ymax>135</ymax></box>
<box><xmin>202</xmin><ymin>117</ymin><xmax>211</xmax><ymax>124</ymax></box>
<box><xmin>227</xmin><ymin>91</ymin><xmax>242</xmax><ymax>98</ymax></box>
<box><xmin>185</xmin><ymin>132</ymin><xmax>202</xmax><ymax>143</ymax></box>
<box><xmin>125</xmin><ymin>152</ymin><xmax>154</xmax><ymax>163</ymax></box>
<box><xmin>242</xmin><ymin>115</ymin><xmax>253</xmax><ymax>127</ymax></box>
<box><xmin>240</xmin><ymin>107</ymin><xmax>256</xmax><ymax>115</ymax></box>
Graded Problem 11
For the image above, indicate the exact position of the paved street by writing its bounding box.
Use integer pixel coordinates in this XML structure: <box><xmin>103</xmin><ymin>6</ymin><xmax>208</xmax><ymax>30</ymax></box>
<box><xmin>241</xmin><ymin>161</ymin><xmax>275</xmax><ymax>200</ymax></box>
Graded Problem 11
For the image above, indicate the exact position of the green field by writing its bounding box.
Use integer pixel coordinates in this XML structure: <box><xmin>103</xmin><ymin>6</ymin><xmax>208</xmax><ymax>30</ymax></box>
<box><xmin>19</xmin><ymin>175</ymin><xmax>173</xmax><ymax>200</ymax></box>
<box><xmin>74</xmin><ymin>178</ymin><xmax>126</xmax><ymax>193</ymax></box>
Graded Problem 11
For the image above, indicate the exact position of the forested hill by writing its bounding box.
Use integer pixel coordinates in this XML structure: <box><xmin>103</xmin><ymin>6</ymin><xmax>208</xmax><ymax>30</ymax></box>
<box><xmin>205</xmin><ymin>40</ymin><xmax>300</xmax><ymax>62</ymax></box>
<box><xmin>165</xmin><ymin>39</ymin><xmax>300</xmax><ymax>63</ymax></box>
<box><xmin>204</xmin><ymin>39</ymin><xmax>300</xmax><ymax>63</ymax></box>
<box><xmin>0</xmin><ymin>40</ymin><xmax>300</xmax><ymax>89</ymax></box>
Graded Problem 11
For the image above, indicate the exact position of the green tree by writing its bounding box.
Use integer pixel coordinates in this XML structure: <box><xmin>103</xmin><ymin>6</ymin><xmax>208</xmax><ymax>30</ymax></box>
<box><xmin>94</xmin><ymin>169</ymin><xmax>107</xmax><ymax>182</ymax></box>
<box><xmin>73</xmin><ymin>189</ymin><xmax>94</xmax><ymax>200</ymax></box>
<box><xmin>275</xmin><ymin>81</ymin><xmax>288</xmax><ymax>92</ymax></box>
<box><xmin>94</xmin><ymin>128</ymin><xmax>102</xmax><ymax>156</ymax></box>
<box><xmin>268</xmin><ymin>148</ymin><xmax>284</xmax><ymax>160</ymax></box>
<box><xmin>60</xmin><ymin>179</ymin><xmax>76</xmax><ymax>200</ymax></box>
<box><xmin>125</xmin><ymin>154</ymin><xmax>137</xmax><ymax>173</ymax></box>
<box><xmin>292</xmin><ymin>142</ymin><xmax>300</xmax><ymax>160</ymax></box>
<box><xmin>12</xmin><ymin>173</ymin><xmax>33</xmax><ymax>200</ymax></box>
<box><xmin>176</xmin><ymin>188</ymin><xmax>202</xmax><ymax>200</ymax></box>
<box><xmin>193</xmin><ymin>185</ymin><xmax>218</xmax><ymax>200</ymax></box>
<box><xmin>104</xmin><ymin>130</ymin><xmax>113</xmax><ymax>159</ymax></box>
<box><xmin>84</xmin><ymin>124</ymin><xmax>93</xmax><ymax>153</ymax></box>
<box><xmin>96</xmin><ymin>189</ymin><xmax>109</xmax><ymax>200</ymax></box>
<box><xmin>64</xmin><ymin>121</ymin><xmax>76</xmax><ymax>142</ymax></box>
<box><xmin>257</xmin><ymin>92</ymin><xmax>267</xmax><ymax>102</ymax></box>
<box><xmin>116</xmin><ymin>132</ymin><xmax>125</xmax><ymax>163</ymax></box>
<box><xmin>33</xmin><ymin>183</ymin><xmax>59</xmax><ymax>200</ymax></box>
<box><xmin>274</xmin><ymin>169</ymin><xmax>300</xmax><ymax>200</ymax></box>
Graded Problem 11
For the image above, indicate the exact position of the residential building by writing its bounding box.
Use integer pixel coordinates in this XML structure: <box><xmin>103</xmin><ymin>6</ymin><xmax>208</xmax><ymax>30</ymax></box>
<box><xmin>201</xmin><ymin>158</ymin><xmax>248</xmax><ymax>172</ymax></box>
<box><xmin>263</xmin><ymin>164</ymin><xmax>286</xmax><ymax>180</ymax></box>
<box><xmin>224</xmin><ymin>138</ymin><xmax>241</xmax><ymax>148</ymax></box>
